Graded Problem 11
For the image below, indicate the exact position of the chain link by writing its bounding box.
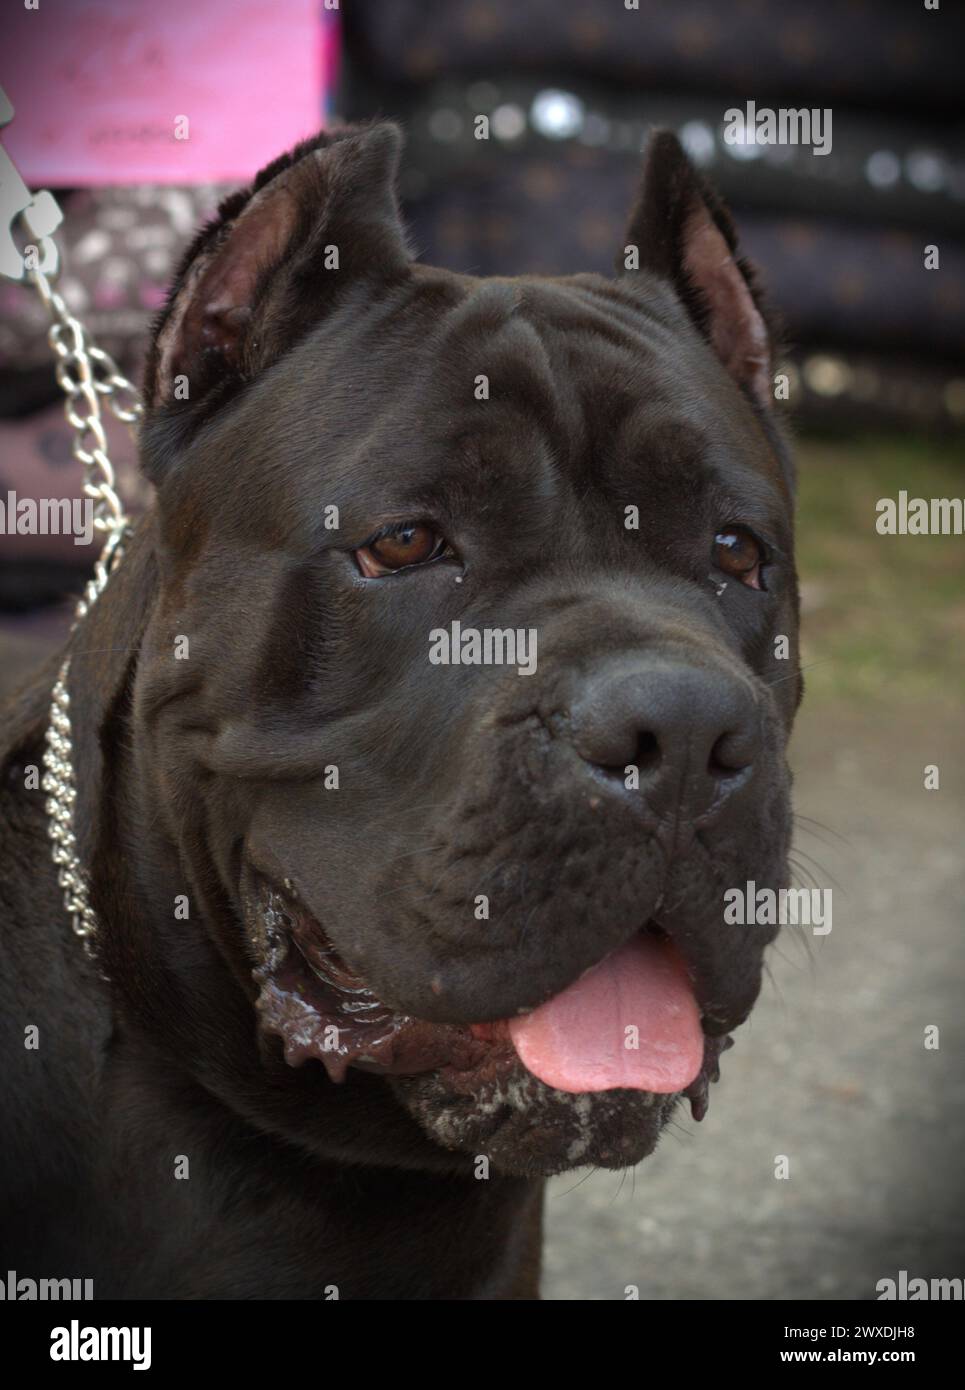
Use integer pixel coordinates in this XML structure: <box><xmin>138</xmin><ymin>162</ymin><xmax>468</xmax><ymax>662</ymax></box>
<box><xmin>32</xmin><ymin>264</ymin><xmax>142</xmax><ymax>958</ymax></box>
<box><xmin>32</xmin><ymin>266</ymin><xmax>141</xmax><ymax>544</ymax></box>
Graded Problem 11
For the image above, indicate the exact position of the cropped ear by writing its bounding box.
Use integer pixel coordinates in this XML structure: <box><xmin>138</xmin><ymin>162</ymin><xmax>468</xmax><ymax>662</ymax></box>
<box><xmin>619</xmin><ymin>131</ymin><xmax>774</xmax><ymax>410</ymax></box>
<box><xmin>143</xmin><ymin>122</ymin><xmax>411</xmax><ymax>413</ymax></box>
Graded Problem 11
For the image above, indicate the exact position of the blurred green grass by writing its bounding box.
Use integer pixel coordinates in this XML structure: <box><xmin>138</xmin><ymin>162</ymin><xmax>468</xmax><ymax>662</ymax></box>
<box><xmin>795</xmin><ymin>434</ymin><xmax>965</xmax><ymax>706</ymax></box>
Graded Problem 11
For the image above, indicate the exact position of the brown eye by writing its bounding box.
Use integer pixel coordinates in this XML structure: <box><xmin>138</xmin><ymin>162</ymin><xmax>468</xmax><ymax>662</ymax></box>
<box><xmin>713</xmin><ymin>526</ymin><xmax>765</xmax><ymax>590</ymax></box>
<box><xmin>356</xmin><ymin>523</ymin><xmax>447</xmax><ymax>577</ymax></box>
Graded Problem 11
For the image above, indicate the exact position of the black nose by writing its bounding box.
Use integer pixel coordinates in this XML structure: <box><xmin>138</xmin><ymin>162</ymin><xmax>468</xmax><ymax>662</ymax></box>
<box><xmin>569</xmin><ymin>659</ymin><xmax>759</xmax><ymax>819</ymax></box>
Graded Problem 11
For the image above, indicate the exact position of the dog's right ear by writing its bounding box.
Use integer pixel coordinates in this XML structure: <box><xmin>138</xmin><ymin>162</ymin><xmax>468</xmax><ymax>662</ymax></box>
<box><xmin>143</xmin><ymin>122</ymin><xmax>410</xmax><ymax>415</ymax></box>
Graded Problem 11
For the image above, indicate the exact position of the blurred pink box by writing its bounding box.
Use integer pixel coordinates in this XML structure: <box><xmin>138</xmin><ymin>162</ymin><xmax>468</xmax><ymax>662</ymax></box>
<box><xmin>3</xmin><ymin>0</ymin><xmax>338</xmax><ymax>186</ymax></box>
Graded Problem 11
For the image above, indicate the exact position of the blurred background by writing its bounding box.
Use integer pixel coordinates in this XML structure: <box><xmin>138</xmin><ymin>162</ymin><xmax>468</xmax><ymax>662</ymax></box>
<box><xmin>1</xmin><ymin>0</ymin><xmax>963</xmax><ymax>1298</ymax></box>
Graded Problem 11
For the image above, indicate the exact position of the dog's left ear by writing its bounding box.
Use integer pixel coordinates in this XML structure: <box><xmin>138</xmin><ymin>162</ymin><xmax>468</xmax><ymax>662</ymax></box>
<box><xmin>619</xmin><ymin>131</ymin><xmax>773</xmax><ymax>410</ymax></box>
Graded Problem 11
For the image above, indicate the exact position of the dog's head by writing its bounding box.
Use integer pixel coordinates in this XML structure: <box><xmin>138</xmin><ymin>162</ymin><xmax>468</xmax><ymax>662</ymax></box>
<box><xmin>95</xmin><ymin>123</ymin><xmax>799</xmax><ymax>1179</ymax></box>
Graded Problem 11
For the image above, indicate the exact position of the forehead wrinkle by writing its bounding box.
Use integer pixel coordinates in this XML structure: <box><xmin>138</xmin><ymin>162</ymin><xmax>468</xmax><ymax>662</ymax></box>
<box><xmin>317</xmin><ymin>388</ymin><xmax>565</xmax><ymax>545</ymax></box>
<box><xmin>614</xmin><ymin>401</ymin><xmax>706</xmax><ymax>459</ymax></box>
<box><xmin>605</xmin><ymin>403</ymin><xmax>788</xmax><ymax>538</ymax></box>
<box><xmin>705</xmin><ymin>453</ymin><xmax>791</xmax><ymax>533</ymax></box>
<box><xmin>413</xmin><ymin>446</ymin><xmax>564</xmax><ymax>548</ymax></box>
<box><xmin>586</xmin><ymin>398</ymin><xmax>693</xmax><ymax>508</ymax></box>
<box><xmin>522</xmin><ymin>278</ymin><xmax>670</xmax><ymax>362</ymax></box>
<box><xmin>425</xmin><ymin>280</ymin><xmax>587</xmax><ymax>470</ymax></box>
<box><xmin>440</xmin><ymin>281</ymin><xmax>557</xmax><ymax>391</ymax></box>
<box><xmin>562</xmin><ymin>279</ymin><xmax>793</xmax><ymax>500</ymax></box>
<box><xmin>565</xmin><ymin>275</ymin><xmax>688</xmax><ymax>343</ymax></box>
<box><xmin>431</xmin><ymin>276</ymin><xmax>523</xmax><ymax>350</ymax></box>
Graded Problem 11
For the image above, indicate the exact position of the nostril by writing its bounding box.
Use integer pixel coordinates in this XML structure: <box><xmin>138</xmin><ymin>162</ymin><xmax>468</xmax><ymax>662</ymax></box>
<box><xmin>708</xmin><ymin>730</ymin><xmax>754</xmax><ymax>777</ymax></box>
<box><xmin>583</xmin><ymin>730</ymin><xmax>660</xmax><ymax>781</ymax></box>
<box><xmin>635</xmin><ymin>730</ymin><xmax>661</xmax><ymax>774</ymax></box>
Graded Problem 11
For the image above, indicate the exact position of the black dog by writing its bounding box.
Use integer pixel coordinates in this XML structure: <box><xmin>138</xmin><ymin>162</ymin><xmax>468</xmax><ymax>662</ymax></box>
<box><xmin>0</xmin><ymin>123</ymin><xmax>800</xmax><ymax>1299</ymax></box>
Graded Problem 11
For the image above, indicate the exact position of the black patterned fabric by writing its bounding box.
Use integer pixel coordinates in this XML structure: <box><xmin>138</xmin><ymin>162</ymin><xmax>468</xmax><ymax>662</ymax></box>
<box><xmin>345</xmin><ymin>0</ymin><xmax>963</xmax><ymax>114</ymax></box>
<box><xmin>341</xmin><ymin>0</ymin><xmax>965</xmax><ymax>431</ymax></box>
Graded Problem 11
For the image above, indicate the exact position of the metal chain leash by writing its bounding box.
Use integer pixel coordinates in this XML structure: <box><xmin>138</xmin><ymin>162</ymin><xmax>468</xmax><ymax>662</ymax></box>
<box><xmin>33</xmin><ymin>268</ymin><xmax>142</xmax><ymax>956</ymax></box>
<box><xmin>2</xmin><ymin>84</ymin><xmax>141</xmax><ymax>955</ymax></box>
<box><xmin>33</xmin><ymin>264</ymin><xmax>140</xmax><ymax>574</ymax></box>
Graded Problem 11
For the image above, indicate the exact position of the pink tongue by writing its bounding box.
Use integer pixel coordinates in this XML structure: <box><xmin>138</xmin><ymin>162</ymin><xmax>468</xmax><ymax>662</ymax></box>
<box><xmin>507</xmin><ymin>934</ymin><xmax>704</xmax><ymax>1094</ymax></box>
